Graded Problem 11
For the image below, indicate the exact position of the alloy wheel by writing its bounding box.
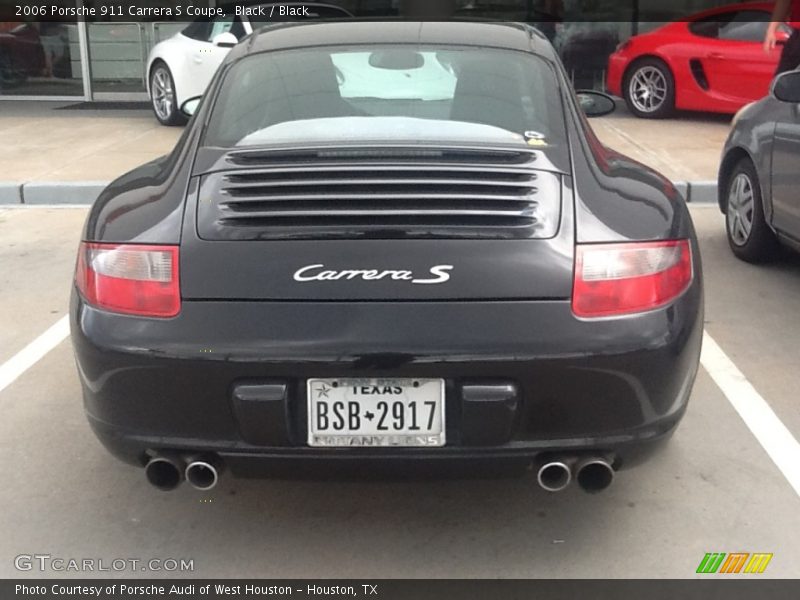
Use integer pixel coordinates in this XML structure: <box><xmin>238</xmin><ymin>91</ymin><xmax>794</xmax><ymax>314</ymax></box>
<box><xmin>629</xmin><ymin>66</ymin><xmax>668</xmax><ymax>114</ymax></box>
<box><xmin>151</xmin><ymin>67</ymin><xmax>174</xmax><ymax>121</ymax></box>
<box><xmin>727</xmin><ymin>172</ymin><xmax>755</xmax><ymax>246</ymax></box>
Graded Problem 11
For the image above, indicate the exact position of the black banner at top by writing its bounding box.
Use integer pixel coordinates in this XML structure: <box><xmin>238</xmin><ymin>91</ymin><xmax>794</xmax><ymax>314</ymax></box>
<box><xmin>0</xmin><ymin>0</ymin><xmax>779</xmax><ymax>24</ymax></box>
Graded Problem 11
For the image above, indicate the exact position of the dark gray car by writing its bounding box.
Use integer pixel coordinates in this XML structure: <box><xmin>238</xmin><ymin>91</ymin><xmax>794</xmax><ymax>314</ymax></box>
<box><xmin>719</xmin><ymin>70</ymin><xmax>800</xmax><ymax>262</ymax></box>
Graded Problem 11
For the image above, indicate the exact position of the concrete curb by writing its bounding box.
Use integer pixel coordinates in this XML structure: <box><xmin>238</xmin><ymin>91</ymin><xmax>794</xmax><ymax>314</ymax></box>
<box><xmin>684</xmin><ymin>181</ymin><xmax>718</xmax><ymax>205</ymax></box>
<box><xmin>673</xmin><ymin>182</ymin><xmax>688</xmax><ymax>201</ymax></box>
<box><xmin>0</xmin><ymin>182</ymin><xmax>23</xmax><ymax>204</ymax></box>
<box><xmin>21</xmin><ymin>181</ymin><xmax>109</xmax><ymax>205</ymax></box>
<box><xmin>1</xmin><ymin>180</ymin><xmax>720</xmax><ymax>206</ymax></box>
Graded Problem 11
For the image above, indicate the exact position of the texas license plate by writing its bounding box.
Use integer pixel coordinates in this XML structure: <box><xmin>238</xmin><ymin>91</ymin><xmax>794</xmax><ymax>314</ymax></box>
<box><xmin>307</xmin><ymin>378</ymin><xmax>445</xmax><ymax>447</ymax></box>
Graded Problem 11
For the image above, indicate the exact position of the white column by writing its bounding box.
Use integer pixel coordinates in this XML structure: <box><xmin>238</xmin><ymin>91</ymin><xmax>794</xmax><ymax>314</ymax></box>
<box><xmin>76</xmin><ymin>0</ymin><xmax>92</xmax><ymax>101</ymax></box>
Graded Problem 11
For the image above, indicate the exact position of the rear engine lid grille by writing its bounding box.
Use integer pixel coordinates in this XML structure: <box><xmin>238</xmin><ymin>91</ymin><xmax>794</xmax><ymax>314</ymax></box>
<box><xmin>197</xmin><ymin>147</ymin><xmax>561</xmax><ymax>240</ymax></box>
<box><xmin>225</xmin><ymin>146</ymin><xmax>537</xmax><ymax>166</ymax></box>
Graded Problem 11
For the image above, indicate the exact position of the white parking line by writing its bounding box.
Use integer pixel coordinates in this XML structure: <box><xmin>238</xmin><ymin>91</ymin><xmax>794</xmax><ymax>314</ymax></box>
<box><xmin>0</xmin><ymin>316</ymin><xmax>70</xmax><ymax>395</ymax></box>
<box><xmin>701</xmin><ymin>331</ymin><xmax>800</xmax><ymax>498</ymax></box>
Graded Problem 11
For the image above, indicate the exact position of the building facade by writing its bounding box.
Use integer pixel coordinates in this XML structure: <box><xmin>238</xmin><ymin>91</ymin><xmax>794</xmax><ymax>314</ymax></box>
<box><xmin>0</xmin><ymin>0</ymin><xmax>752</xmax><ymax>102</ymax></box>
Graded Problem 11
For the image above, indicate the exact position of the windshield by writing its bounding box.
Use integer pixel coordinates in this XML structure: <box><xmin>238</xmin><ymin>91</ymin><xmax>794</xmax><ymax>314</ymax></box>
<box><xmin>203</xmin><ymin>45</ymin><xmax>567</xmax><ymax>154</ymax></box>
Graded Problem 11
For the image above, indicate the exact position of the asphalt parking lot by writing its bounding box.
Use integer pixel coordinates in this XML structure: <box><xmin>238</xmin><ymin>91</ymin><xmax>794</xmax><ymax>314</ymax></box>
<box><xmin>1</xmin><ymin>200</ymin><xmax>799</xmax><ymax>579</ymax></box>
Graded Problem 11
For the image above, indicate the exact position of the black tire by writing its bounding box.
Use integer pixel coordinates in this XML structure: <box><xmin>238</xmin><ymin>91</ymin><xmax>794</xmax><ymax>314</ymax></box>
<box><xmin>622</xmin><ymin>58</ymin><xmax>675</xmax><ymax>119</ymax></box>
<box><xmin>724</xmin><ymin>158</ymin><xmax>779</xmax><ymax>263</ymax></box>
<box><xmin>149</xmin><ymin>61</ymin><xmax>187</xmax><ymax>127</ymax></box>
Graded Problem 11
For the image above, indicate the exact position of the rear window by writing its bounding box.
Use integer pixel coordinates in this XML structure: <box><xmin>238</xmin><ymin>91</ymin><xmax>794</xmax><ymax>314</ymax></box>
<box><xmin>203</xmin><ymin>45</ymin><xmax>567</xmax><ymax>153</ymax></box>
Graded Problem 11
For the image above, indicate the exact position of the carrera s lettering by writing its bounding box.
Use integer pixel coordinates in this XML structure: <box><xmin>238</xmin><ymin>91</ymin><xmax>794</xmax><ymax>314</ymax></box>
<box><xmin>293</xmin><ymin>264</ymin><xmax>453</xmax><ymax>284</ymax></box>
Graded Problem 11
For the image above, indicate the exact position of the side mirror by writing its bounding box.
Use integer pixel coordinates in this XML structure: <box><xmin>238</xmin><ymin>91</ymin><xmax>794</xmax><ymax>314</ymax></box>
<box><xmin>576</xmin><ymin>90</ymin><xmax>616</xmax><ymax>117</ymax></box>
<box><xmin>772</xmin><ymin>70</ymin><xmax>800</xmax><ymax>103</ymax></box>
<box><xmin>180</xmin><ymin>96</ymin><xmax>202</xmax><ymax>117</ymax></box>
<box><xmin>212</xmin><ymin>32</ymin><xmax>238</xmax><ymax>48</ymax></box>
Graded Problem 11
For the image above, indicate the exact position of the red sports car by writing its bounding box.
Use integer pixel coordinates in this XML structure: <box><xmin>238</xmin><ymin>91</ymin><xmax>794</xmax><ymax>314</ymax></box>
<box><xmin>607</xmin><ymin>2</ymin><xmax>793</xmax><ymax>118</ymax></box>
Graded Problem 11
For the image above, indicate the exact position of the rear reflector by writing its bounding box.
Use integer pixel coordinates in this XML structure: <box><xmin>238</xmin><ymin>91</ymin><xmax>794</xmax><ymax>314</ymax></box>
<box><xmin>573</xmin><ymin>240</ymin><xmax>692</xmax><ymax>318</ymax></box>
<box><xmin>75</xmin><ymin>243</ymin><xmax>180</xmax><ymax>318</ymax></box>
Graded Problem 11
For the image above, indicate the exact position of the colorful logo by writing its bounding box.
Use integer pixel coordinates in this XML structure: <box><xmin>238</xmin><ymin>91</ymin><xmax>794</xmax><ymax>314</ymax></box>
<box><xmin>696</xmin><ymin>552</ymin><xmax>773</xmax><ymax>574</ymax></box>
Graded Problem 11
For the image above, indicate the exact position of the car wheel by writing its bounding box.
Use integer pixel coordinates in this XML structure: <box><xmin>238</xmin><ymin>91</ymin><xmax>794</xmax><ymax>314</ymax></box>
<box><xmin>725</xmin><ymin>158</ymin><xmax>779</xmax><ymax>263</ymax></box>
<box><xmin>149</xmin><ymin>62</ymin><xmax>186</xmax><ymax>126</ymax></box>
<box><xmin>623</xmin><ymin>58</ymin><xmax>675</xmax><ymax>119</ymax></box>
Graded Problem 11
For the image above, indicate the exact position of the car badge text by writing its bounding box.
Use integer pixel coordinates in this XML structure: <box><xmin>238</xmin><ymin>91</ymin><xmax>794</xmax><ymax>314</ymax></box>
<box><xmin>293</xmin><ymin>264</ymin><xmax>453</xmax><ymax>285</ymax></box>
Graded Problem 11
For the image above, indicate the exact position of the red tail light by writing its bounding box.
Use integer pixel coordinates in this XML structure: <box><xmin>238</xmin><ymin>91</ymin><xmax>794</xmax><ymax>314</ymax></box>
<box><xmin>75</xmin><ymin>243</ymin><xmax>180</xmax><ymax>318</ymax></box>
<box><xmin>573</xmin><ymin>240</ymin><xmax>692</xmax><ymax>318</ymax></box>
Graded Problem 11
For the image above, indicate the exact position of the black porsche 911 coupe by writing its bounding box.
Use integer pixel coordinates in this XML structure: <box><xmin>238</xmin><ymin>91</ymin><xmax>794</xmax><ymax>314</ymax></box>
<box><xmin>70</xmin><ymin>21</ymin><xmax>703</xmax><ymax>494</ymax></box>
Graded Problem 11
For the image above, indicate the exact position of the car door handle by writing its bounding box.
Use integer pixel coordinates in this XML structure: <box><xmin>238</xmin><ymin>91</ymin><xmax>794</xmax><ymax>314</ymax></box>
<box><xmin>707</xmin><ymin>52</ymin><xmax>725</xmax><ymax>60</ymax></box>
<box><xmin>193</xmin><ymin>55</ymin><xmax>203</xmax><ymax>64</ymax></box>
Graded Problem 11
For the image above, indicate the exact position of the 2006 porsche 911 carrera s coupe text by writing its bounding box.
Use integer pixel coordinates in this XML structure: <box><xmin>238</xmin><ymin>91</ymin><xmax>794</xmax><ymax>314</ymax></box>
<box><xmin>70</xmin><ymin>21</ymin><xmax>703</xmax><ymax>494</ymax></box>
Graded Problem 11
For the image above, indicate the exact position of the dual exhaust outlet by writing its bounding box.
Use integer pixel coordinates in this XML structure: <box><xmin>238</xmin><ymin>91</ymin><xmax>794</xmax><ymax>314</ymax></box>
<box><xmin>145</xmin><ymin>451</ymin><xmax>613</xmax><ymax>493</ymax></box>
<box><xmin>536</xmin><ymin>456</ymin><xmax>615</xmax><ymax>494</ymax></box>
<box><xmin>144</xmin><ymin>452</ymin><xmax>222</xmax><ymax>492</ymax></box>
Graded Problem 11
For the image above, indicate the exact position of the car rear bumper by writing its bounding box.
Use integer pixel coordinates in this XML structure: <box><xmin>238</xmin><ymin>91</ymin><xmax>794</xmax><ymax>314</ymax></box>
<box><xmin>71</xmin><ymin>284</ymin><xmax>703</xmax><ymax>475</ymax></box>
<box><xmin>86</xmin><ymin>413</ymin><xmax>683</xmax><ymax>478</ymax></box>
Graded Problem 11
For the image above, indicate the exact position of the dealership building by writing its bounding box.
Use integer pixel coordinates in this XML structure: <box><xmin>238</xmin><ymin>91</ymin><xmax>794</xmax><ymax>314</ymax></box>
<box><xmin>0</xmin><ymin>0</ymin><xmax>765</xmax><ymax>103</ymax></box>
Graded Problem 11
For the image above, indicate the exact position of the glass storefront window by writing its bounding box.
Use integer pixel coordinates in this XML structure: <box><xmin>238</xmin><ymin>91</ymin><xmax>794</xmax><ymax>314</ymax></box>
<box><xmin>0</xmin><ymin>10</ymin><xmax>84</xmax><ymax>97</ymax></box>
<box><xmin>86</xmin><ymin>21</ymin><xmax>148</xmax><ymax>94</ymax></box>
<box><xmin>82</xmin><ymin>0</ymin><xmax>179</xmax><ymax>96</ymax></box>
<box><xmin>0</xmin><ymin>0</ymin><xmax>758</xmax><ymax>100</ymax></box>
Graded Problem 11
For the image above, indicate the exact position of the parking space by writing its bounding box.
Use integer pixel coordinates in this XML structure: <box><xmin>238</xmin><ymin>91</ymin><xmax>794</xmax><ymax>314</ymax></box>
<box><xmin>1</xmin><ymin>203</ymin><xmax>799</xmax><ymax>578</ymax></box>
<box><xmin>0</xmin><ymin>102</ymin><xmax>177</xmax><ymax>183</ymax></box>
<box><xmin>0</xmin><ymin>208</ymin><xmax>84</xmax><ymax>364</ymax></box>
<box><xmin>694</xmin><ymin>207</ymin><xmax>800</xmax><ymax>438</ymax></box>
<box><xmin>593</xmin><ymin>110</ymin><xmax>732</xmax><ymax>182</ymax></box>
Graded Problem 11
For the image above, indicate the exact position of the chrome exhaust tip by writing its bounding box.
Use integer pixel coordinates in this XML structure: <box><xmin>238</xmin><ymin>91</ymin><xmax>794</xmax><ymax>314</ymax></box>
<box><xmin>575</xmin><ymin>457</ymin><xmax>614</xmax><ymax>494</ymax></box>
<box><xmin>144</xmin><ymin>453</ymin><xmax>184</xmax><ymax>491</ymax></box>
<box><xmin>536</xmin><ymin>460</ymin><xmax>572</xmax><ymax>492</ymax></box>
<box><xmin>185</xmin><ymin>455</ymin><xmax>222</xmax><ymax>491</ymax></box>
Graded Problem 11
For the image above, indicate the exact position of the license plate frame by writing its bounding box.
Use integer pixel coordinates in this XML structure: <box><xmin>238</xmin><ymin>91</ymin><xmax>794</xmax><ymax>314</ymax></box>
<box><xmin>306</xmin><ymin>378</ymin><xmax>446</xmax><ymax>447</ymax></box>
